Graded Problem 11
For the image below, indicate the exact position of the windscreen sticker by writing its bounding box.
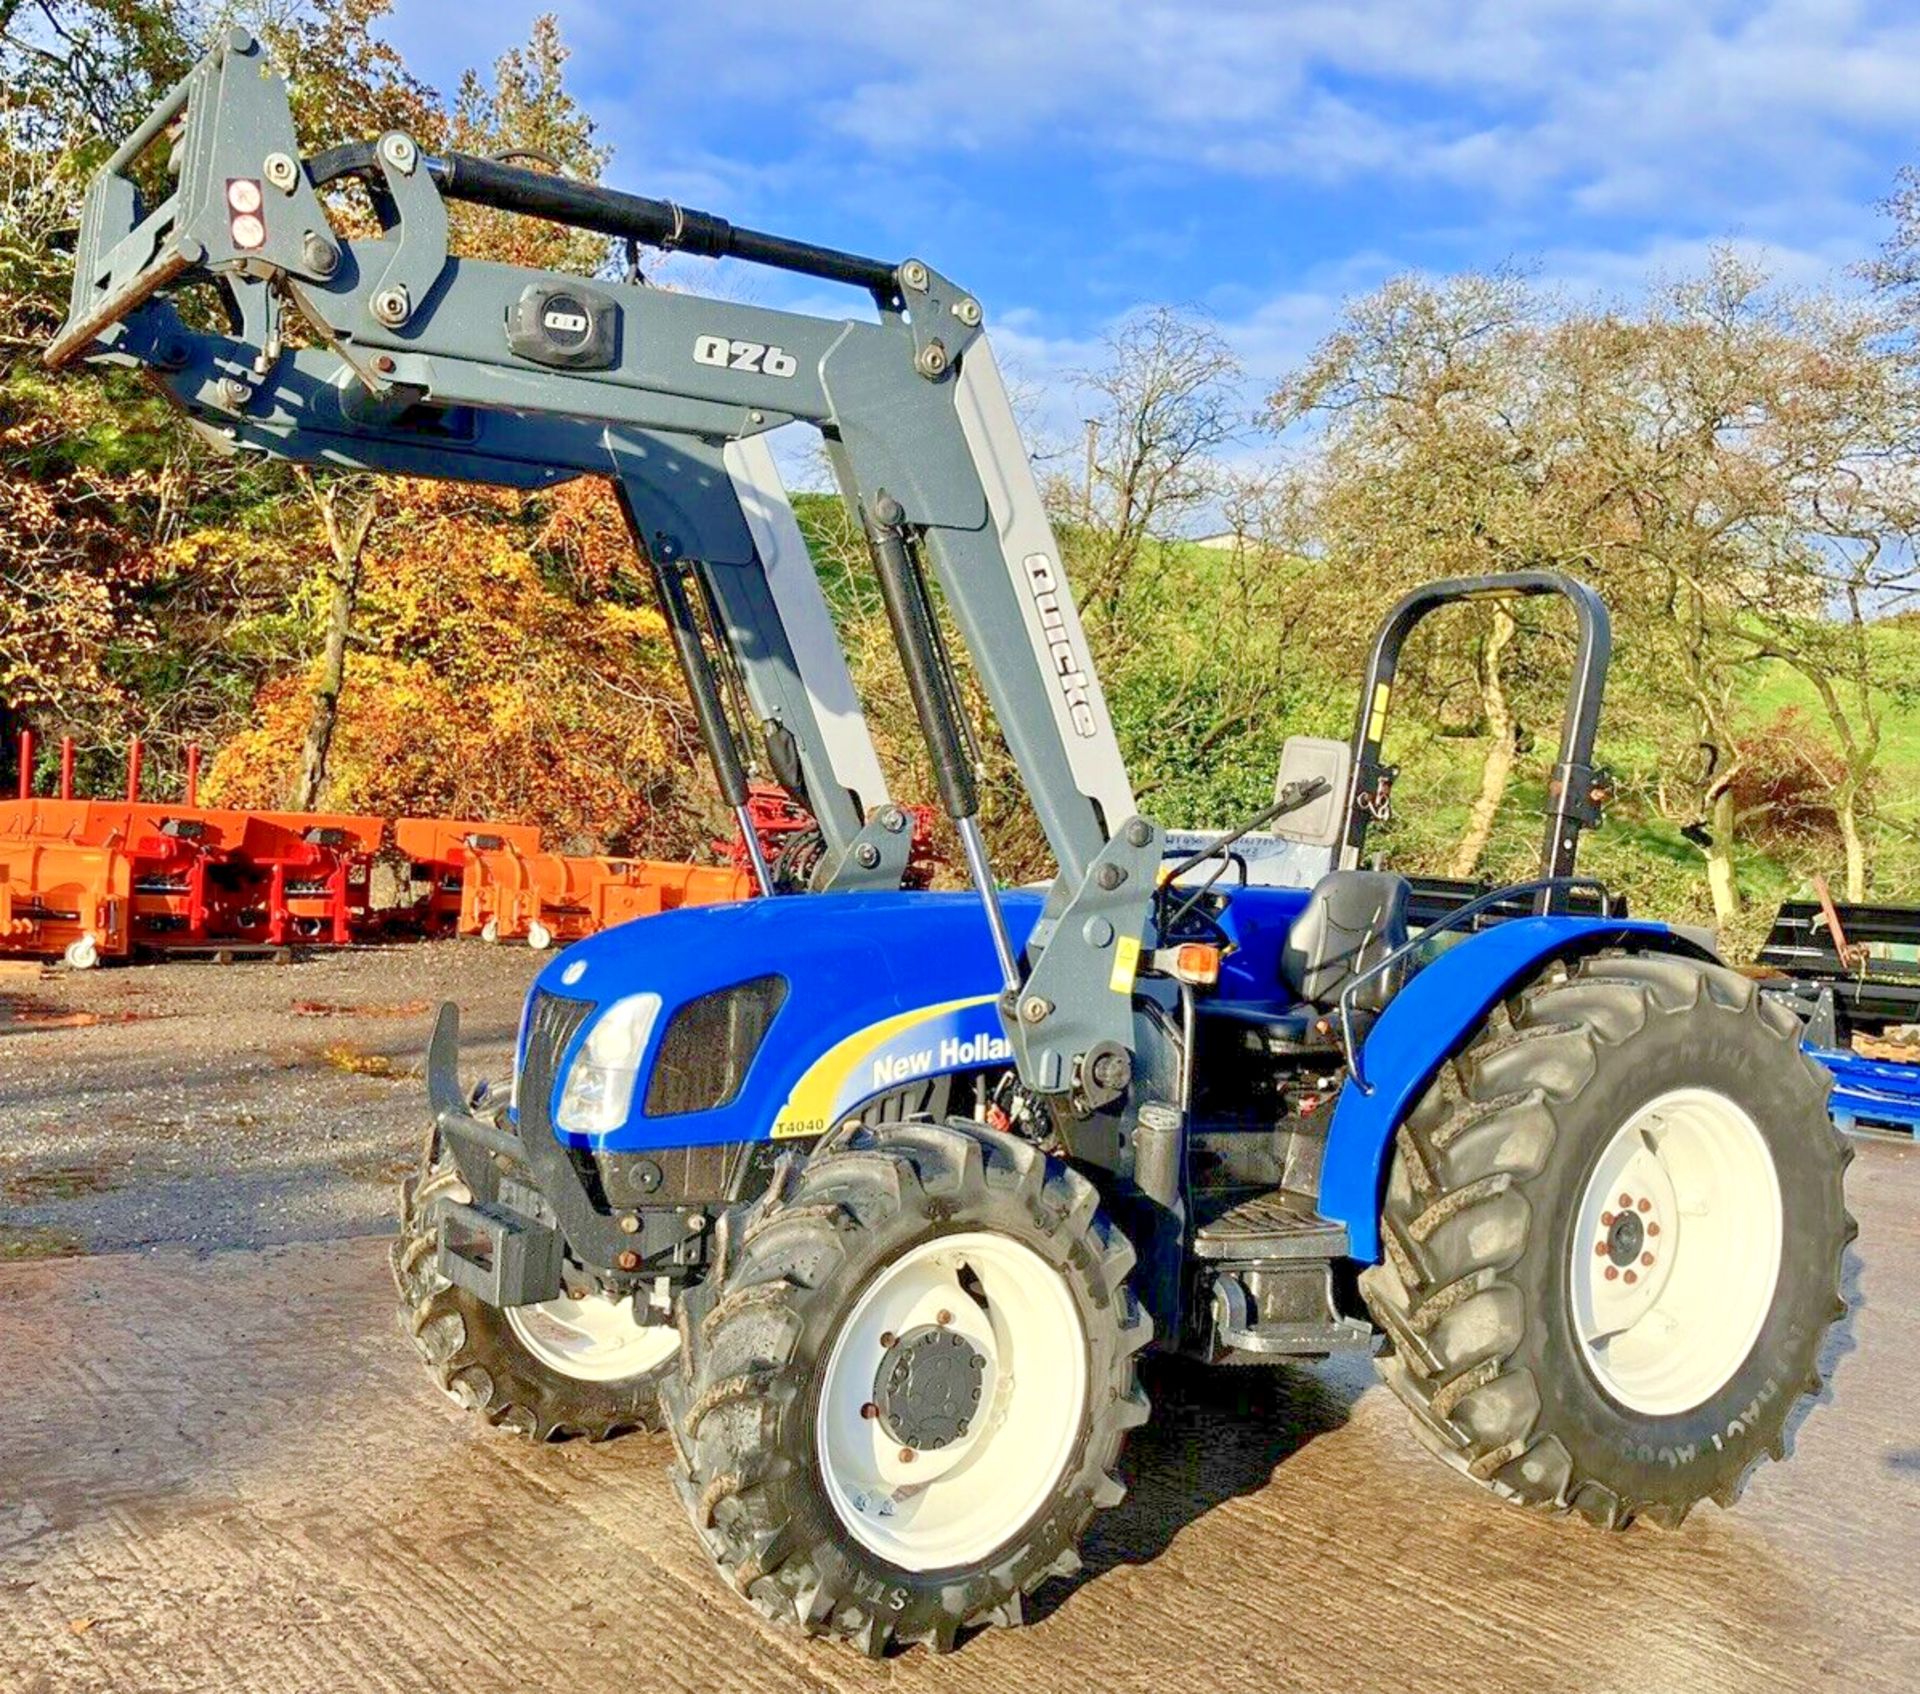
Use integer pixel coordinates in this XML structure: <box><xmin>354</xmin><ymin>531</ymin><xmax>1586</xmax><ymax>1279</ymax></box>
<box><xmin>771</xmin><ymin>994</ymin><xmax>1002</xmax><ymax>1139</ymax></box>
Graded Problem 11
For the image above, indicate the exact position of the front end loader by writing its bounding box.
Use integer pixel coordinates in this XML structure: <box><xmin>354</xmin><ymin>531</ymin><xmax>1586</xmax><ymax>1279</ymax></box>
<box><xmin>52</xmin><ymin>33</ymin><xmax>1855</xmax><ymax>1659</ymax></box>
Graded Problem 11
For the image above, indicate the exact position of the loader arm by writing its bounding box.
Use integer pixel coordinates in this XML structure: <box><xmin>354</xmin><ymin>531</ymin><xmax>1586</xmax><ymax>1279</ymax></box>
<box><xmin>50</xmin><ymin>28</ymin><xmax>1156</xmax><ymax>1102</ymax></box>
<box><xmin>137</xmin><ymin>305</ymin><xmax>902</xmax><ymax>886</ymax></box>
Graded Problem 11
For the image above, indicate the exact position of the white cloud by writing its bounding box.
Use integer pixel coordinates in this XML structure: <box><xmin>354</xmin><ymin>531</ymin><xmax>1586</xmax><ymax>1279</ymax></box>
<box><xmin>376</xmin><ymin>2</ymin><xmax>1920</xmax><ymax>508</ymax></box>
<box><xmin>597</xmin><ymin>1</ymin><xmax>1920</xmax><ymax>228</ymax></box>
<box><xmin>390</xmin><ymin>4</ymin><xmax>1920</xmax><ymax>216</ymax></box>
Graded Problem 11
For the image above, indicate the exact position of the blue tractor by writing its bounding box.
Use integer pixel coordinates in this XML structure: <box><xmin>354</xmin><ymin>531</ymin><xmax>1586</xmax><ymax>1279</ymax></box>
<box><xmin>53</xmin><ymin>37</ymin><xmax>1853</xmax><ymax>1659</ymax></box>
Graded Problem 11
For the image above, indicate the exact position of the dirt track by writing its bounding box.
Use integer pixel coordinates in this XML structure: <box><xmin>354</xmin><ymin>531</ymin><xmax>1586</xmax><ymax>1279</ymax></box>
<box><xmin>2</xmin><ymin>1118</ymin><xmax>1915</xmax><ymax>1691</ymax></box>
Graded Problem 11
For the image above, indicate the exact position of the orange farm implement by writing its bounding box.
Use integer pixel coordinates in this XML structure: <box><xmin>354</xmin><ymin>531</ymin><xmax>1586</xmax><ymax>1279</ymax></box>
<box><xmin>1</xmin><ymin>736</ymin><xmax>756</xmax><ymax>965</ymax></box>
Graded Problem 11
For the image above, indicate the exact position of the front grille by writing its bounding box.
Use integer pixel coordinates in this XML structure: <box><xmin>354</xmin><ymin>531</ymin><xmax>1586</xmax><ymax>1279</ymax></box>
<box><xmin>520</xmin><ymin>991</ymin><xmax>593</xmax><ymax>1137</ymax></box>
<box><xmin>644</xmin><ymin>975</ymin><xmax>787</xmax><ymax>1118</ymax></box>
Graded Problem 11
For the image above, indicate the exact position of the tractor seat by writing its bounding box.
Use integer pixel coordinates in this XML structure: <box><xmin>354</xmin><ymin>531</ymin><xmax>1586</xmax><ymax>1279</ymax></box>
<box><xmin>1279</xmin><ymin>870</ymin><xmax>1411</xmax><ymax>1014</ymax></box>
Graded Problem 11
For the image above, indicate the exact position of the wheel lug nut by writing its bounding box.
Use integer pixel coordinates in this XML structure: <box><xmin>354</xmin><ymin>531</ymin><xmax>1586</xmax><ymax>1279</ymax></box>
<box><xmin>898</xmin><ymin>1447</ymin><xmax>915</xmax><ymax>1464</ymax></box>
<box><xmin>1636</xmin><ymin>1198</ymin><xmax>1651</xmax><ymax>1213</ymax></box>
<box><xmin>1624</xmin><ymin>1270</ymin><xmax>1638</xmax><ymax>1284</ymax></box>
<box><xmin>1601</xmin><ymin>1211</ymin><xmax>1614</xmax><ymax>1227</ymax></box>
<box><xmin>937</xmin><ymin>1309</ymin><xmax>952</xmax><ymax>1326</ymax></box>
<box><xmin>1605</xmin><ymin>1266</ymin><xmax>1619</xmax><ymax>1281</ymax></box>
<box><xmin>880</xmin><ymin>1332</ymin><xmax>895</xmax><ymax>1348</ymax></box>
<box><xmin>1618</xmin><ymin>1192</ymin><xmax>1632</xmax><ymax>1208</ymax></box>
<box><xmin>1641</xmin><ymin>1252</ymin><xmax>1654</xmax><ymax>1267</ymax></box>
<box><xmin>860</xmin><ymin>1402</ymin><xmax>878</xmax><ymax>1420</ymax></box>
<box><xmin>1648</xmin><ymin>1222</ymin><xmax>1660</xmax><ymax>1236</ymax></box>
<box><xmin>1594</xmin><ymin>1243</ymin><xmax>1609</xmax><ymax>1257</ymax></box>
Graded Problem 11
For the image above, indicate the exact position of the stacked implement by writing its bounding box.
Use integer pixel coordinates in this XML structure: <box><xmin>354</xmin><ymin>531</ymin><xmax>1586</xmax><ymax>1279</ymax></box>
<box><xmin>446</xmin><ymin>834</ymin><xmax>752</xmax><ymax>950</ymax></box>
<box><xmin>1</xmin><ymin>739</ymin><xmax>755</xmax><ymax>965</ymax></box>
<box><xmin>0</xmin><ymin>795</ymin><xmax>382</xmax><ymax>964</ymax></box>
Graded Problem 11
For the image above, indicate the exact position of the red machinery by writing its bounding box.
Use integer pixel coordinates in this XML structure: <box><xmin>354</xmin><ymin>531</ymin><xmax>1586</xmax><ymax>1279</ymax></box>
<box><xmin>721</xmin><ymin>782</ymin><xmax>942</xmax><ymax>890</ymax></box>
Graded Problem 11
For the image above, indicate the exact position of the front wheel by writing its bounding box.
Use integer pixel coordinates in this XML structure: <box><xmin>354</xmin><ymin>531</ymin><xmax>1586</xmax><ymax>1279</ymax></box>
<box><xmin>391</xmin><ymin>1134</ymin><xmax>679</xmax><ymax>1439</ymax></box>
<box><xmin>667</xmin><ymin>1121</ymin><xmax>1149</xmax><ymax>1655</ymax></box>
<box><xmin>1362</xmin><ymin>950</ymin><xmax>1853</xmax><ymax>1528</ymax></box>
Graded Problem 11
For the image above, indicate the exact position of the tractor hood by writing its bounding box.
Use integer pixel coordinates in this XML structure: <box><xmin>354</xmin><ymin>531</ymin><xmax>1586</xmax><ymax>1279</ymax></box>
<box><xmin>519</xmin><ymin>889</ymin><xmax>1046</xmax><ymax>1153</ymax></box>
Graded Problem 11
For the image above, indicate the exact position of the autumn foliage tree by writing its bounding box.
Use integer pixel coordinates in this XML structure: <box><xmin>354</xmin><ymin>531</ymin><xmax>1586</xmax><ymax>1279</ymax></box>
<box><xmin>204</xmin><ymin>479</ymin><xmax>706</xmax><ymax>850</ymax></box>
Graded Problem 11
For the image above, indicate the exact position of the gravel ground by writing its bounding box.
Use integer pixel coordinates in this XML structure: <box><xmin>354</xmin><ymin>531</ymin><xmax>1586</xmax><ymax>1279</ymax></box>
<box><xmin>0</xmin><ymin>941</ymin><xmax>540</xmax><ymax>1257</ymax></box>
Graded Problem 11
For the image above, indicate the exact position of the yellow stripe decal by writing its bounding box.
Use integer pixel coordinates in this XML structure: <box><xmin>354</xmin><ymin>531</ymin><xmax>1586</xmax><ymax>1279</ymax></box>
<box><xmin>1366</xmin><ymin>681</ymin><xmax>1391</xmax><ymax>743</ymax></box>
<box><xmin>770</xmin><ymin>995</ymin><xmax>997</xmax><ymax>1139</ymax></box>
<box><xmin>1108</xmin><ymin>934</ymin><xmax>1141</xmax><ymax>994</ymax></box>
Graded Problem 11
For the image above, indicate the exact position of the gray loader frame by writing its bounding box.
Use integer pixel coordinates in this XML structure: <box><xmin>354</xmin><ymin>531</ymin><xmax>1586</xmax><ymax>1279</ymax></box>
<box><xmin>50</xmin><ymin>29</ymin><xmax>1157</xmax><ymax>1105</ymax></box>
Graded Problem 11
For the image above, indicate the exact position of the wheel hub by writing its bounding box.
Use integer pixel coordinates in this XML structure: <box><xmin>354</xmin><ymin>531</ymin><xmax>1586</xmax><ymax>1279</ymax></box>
<box><xmin>1570</xmin><ymin>1087</ymin><xmax>1784</xmax><ymax>1417</ymax></box>
<box><xmin>1605</xmin><ymin>1207</ymin><xmax>1645</xmax><ymax>1267</ymax></box>
<box><xmin>1595</xmin><ymin>1193</ymin><xmax>1658</xmax><ymax>1284</ymax></box>
<box><xmin>873</xmin><ymin>1324</ymin><xmax>987</xmax><ymax>1451</ymax></box>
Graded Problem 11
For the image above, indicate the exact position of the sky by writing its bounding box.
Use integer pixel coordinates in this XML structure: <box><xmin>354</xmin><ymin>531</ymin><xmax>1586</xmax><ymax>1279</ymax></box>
<box><xmin>380</xmin><ymin>1</ymin><xmax>1920</xmax><ymax>458</ymax></box>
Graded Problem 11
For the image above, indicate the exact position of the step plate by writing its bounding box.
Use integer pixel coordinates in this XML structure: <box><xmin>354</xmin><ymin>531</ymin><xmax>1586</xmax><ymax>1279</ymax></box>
<box><xmin>1192</xmin><ymin>1191</ymin><xmax>1349</xmax><ymax>1261</ymax></box>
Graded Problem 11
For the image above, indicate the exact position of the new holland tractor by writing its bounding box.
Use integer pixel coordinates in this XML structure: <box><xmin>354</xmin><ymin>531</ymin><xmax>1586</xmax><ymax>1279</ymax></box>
<box><xmin>52</xmin><ymin>35</ymin><xmax>1854</xmax><ymax>1659</ymax></box>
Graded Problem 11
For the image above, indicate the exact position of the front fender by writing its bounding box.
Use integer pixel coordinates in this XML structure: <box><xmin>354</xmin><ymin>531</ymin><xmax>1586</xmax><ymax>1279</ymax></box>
<box><xmin>1319</xmin><ymin>918</ymin><xmax>1712</xmax><ymax>1261</ymax></box>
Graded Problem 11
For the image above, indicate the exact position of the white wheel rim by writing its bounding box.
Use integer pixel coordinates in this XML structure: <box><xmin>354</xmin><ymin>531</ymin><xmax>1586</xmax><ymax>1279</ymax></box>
<box><xmin>504</xmin><ymin>1292</ymin><xmax>679</xmax><ymax>1383</ymax></box>
<box><xmin>1570</xmin><ymin>1086</ymin><xmax>1784</xmax><ymax>1417</ymax></box>
<box><xmin>815</xmin><ymin>1231</ymin><xmax>1088</xmax><ymax>1571</ymax></box>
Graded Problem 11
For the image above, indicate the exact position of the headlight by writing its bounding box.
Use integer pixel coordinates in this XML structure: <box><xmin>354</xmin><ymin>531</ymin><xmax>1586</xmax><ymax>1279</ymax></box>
<box><xmin>554</xmin><ymin>992</ymin><xmax>661</xmax><ymax>1135</ymax></box>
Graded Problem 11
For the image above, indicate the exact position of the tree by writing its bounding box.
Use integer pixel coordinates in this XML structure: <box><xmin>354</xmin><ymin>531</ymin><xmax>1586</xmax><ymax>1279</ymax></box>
<box><xmin>205</xmin><ymin>477</ymin><xmax>708</xmax><ymax>853</ymax></box>
<box><xmin>1269</xmin><ymin>256</ymin><xmax>1920</xmax><ymax>923</ymax></box>
<box><xmin>1067</xmin><ymin>307</ymin><xmax>1241</xmax><ymax>623</ymax></box>
<box><xmin>445</xmin><ymin>14</ymin><xmax>610</xmax><ymax>275</ymax></box>
<box><xmin>290</xmin><ymin>469</ymin><xmax>377</xmax><ymax>810</ymax></box>
<box><xmin>1267</xmin><ymin>271</ymin><xmax>1586</xmax><ymax>881</ymax></box>
<box><xmin>259</xmin><ymin>12</ymin><xmax>611</xmax><ymax>807</ymax></box>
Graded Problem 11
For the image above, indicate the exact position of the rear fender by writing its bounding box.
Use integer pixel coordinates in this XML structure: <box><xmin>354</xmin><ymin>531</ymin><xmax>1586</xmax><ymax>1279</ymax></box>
<box><xmin>1320</xmin><ymin>918</ymin><xmax>1714</xmax><ymax>1261</ymax></box>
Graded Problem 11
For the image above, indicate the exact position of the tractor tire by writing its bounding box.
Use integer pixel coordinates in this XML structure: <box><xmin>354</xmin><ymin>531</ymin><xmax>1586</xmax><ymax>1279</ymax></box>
<box><xmin>390</xmin><ymin>1132</ymin><xmax>677</xmax><ymax>1441</ymax></box>
<box><xmin>665</xmin><ymin>1120</ymin><xmax>1150</xmax><ymax>1656</ymax></box>
<box><xmin>1362</xmin><ymin>950</ymin><xmax>1853</xmax><ymax>1529</ymax></box>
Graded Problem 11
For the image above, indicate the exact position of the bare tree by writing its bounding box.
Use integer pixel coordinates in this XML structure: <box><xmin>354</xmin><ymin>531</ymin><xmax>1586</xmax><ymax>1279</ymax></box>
<box><xmin>1072</xmin><ymin>307</ymin><xmax>1241</xmax><ymax>621</ymax></box>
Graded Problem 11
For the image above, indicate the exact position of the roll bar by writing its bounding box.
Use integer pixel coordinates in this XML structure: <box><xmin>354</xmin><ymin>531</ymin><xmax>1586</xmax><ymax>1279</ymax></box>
<box><xmin>1338</xmin><ymin>571</ymin><xmax>1612</xmax><ymax>913</ymax></box>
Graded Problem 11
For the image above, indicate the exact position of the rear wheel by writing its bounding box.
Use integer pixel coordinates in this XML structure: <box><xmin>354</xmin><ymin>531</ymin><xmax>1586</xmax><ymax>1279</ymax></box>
<box><xmin>666</xmin><ymin>1121</ymin><xmax>1149</xmax><ymax>1655</ymax></box>
<box><xmin>1361</xmin><ymin>950</ymin><xmax>1852</xmax><ymax>1528</ymax></box>
<box><xmin>391</xmin><ymin>1132</ymin><xmax>677</xmax><ymax>1439</ymax></box>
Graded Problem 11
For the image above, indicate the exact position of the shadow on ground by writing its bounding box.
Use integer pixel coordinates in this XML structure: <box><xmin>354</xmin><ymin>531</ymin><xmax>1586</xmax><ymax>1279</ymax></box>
<box><xmin>1031</xmin><ymin>1353</ymin><xmax>1354</xmax><ymax>1623</ymax></box>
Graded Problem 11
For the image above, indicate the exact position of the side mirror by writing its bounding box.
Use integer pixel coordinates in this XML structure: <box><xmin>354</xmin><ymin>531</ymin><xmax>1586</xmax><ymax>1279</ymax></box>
<box><xmin>1271</xmin><ymin>736</ymin><xmax>1349</xmax><ymax>848</ymax></box>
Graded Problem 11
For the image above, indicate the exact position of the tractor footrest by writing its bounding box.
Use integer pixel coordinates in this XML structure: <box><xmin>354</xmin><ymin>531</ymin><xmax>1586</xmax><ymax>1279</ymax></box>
<box><xmin>1208</xmin><ymin>1261</ymin><xmax>1374</xmax><ymax>1359</ymax></box>
<box><xmin>437</xmin><ymin>1195</ymin><xmax>564</xmax><ymax>1309</ymax></box>
<box><xmin>1192</xmin><ymin>1191</ymin><xmax>1349</xmax><ymax>1261</ymax></box>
